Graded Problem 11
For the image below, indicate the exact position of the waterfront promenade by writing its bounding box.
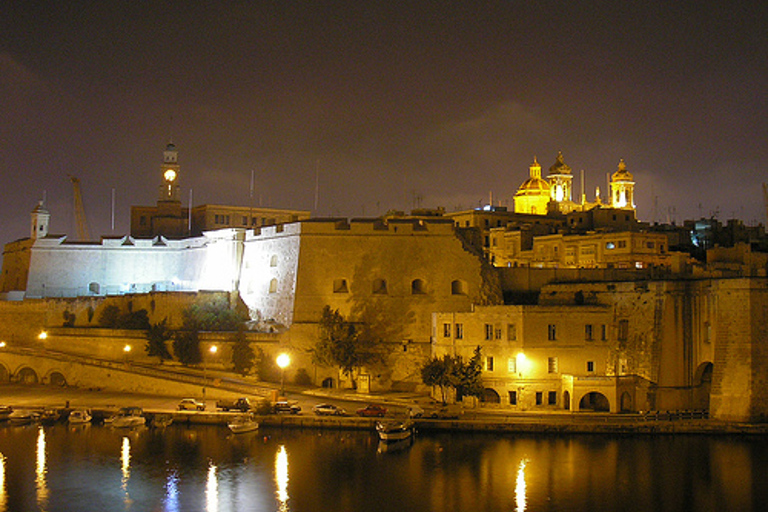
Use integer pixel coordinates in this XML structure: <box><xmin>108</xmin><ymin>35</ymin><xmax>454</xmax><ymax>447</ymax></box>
<box><xmin>1</xmin><ymin>383</ymin><xmax>767</xmax><ymax>435</ymax></box>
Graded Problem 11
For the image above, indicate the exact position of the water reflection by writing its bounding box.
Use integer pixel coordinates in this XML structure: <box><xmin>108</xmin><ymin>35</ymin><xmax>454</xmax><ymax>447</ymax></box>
<box><xmin>121</xmin><ymin>436</ymin><xmax>131</xmax><ymax>506</ymax></box>
<box><xmin>515</xmin><ymin>458</ymin><xmax>528</xmax><ymax>512</ymax></box>
<box><xmin>36</xmin><ymin>426</ymin><xmax>48</xmax><ymax>511</ymax></box>
<box><xmin>206</xmin><ymin>462</ymin><xmax>218</xmax><ymax>512</ymax></box>
<box><xmin>164</xmin><ymin>469</ymin><xmax>179</xmax><ymax>512</ymax></box>
<box><xmin>0</xmin><ymin>453</ymin><xmax>6</xmax><ymax>512</ymax></box>
<box><xmin>275</xmin><ymin>445</ymin><xmax>289</xmax><ymax>511</ymax></box>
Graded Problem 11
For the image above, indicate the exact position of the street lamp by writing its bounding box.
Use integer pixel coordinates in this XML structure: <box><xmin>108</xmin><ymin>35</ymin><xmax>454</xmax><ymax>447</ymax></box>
<box><xmin>276</xmin><ymin>353</ymin><xmax>290</xmax><ymax>398</ymax></box>
<box><xmin>203</xmin><ymin>345</ymin><xmax>219</xmax><ymax>400</ymax></box>
<box><xmin>123</xmin><ymin>344</ymin><xmax>131</xmax><ymax>364</ymax></box>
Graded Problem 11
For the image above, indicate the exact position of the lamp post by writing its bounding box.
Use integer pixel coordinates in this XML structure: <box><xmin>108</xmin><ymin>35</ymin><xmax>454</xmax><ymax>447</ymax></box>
<box><xmin>123</xmin><ymin>344</ymin><xmax>131</xmax><ymax>364</ymax></box>
<box><xmin>276</xmin><ymin>353</ymin><xmax>290</xmax><ymax>398</ymax></box>
<box><xmin>203</xmin><ymin>345</ymin><xmax>218</xmax><ymax>400</ymax></box>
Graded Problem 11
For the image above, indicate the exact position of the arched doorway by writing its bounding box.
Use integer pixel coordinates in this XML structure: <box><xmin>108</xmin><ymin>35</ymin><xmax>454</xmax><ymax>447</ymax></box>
<box><xmin>579</xmin><ymin>391</ymin><xmax>610</xmax><ymax>412</ymax></box>
<box><xmin>0</xmin><ymin>364</ymin><xmax>10</xmax><ymax>383</ymax></box>
<box><xmin>48</xmin><ymin>371</ymin><xmax>67</xmax><ymax>387</ymax></box>
<box><xmin>483</xmin><ymin>388</ymin><xmax>500</xmax><ymax>404</ymax></box>
<box><xmin>693</xmin><ymin>362</ymin><xmax>713</xmax><ymax>410</ymax></box>
<box><xmin>620</xmin><ymin>392</ymin><xmax>633</xmax><ymax>412</ymax></box>
<box><xmin>16</xmin><ymin>367</ymin><xmax>39</xmax><ymax>385</ymax></box>
<box><xmin>563</xmin><ymin>391</ymin><xmax>571</xmax><ymax>411</ymax></box>
<box><xmin>321</xmin><ymin>377</ymin><xmax>335</xmax><ymax>389</ymax></box>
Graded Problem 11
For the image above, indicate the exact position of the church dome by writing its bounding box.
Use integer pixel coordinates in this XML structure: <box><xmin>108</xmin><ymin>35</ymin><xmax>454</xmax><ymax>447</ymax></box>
<box><xmin>516</xmin><ymin>177</ymin><xmax>551</xmax><ymax>194</ymax></box>
<box><xmin>611</xmin><ymin>159</ymin><xmax>634</xmax><ymax>181</ymax></box>
<box><xmin>548</xmin><ymin>151</ymin><xmax>572</xmax><ymax>175</ymax></box>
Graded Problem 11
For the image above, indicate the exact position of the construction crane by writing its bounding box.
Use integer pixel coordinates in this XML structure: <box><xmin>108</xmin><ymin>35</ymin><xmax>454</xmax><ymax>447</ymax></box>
<box><xmin>69</xmin><ymin>175</ymin><xmax>92</xmax><ymax>241</ymax></box>
<box><xmin>763</xmin><ymin>183</ymin><xmax>768</xmax><ymax>225</ymax></box>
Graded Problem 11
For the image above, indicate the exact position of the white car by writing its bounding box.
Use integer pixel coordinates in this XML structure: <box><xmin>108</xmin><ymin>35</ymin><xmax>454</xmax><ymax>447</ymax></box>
<box><xmin>312</xmin><ymin>403</ymin><xmax>347</xmax><ymax>416</ymax></box>
<box><xmin>178</xmin><ymin>398</ymin><xmax>205</xmax><ymax>411</ymax></box>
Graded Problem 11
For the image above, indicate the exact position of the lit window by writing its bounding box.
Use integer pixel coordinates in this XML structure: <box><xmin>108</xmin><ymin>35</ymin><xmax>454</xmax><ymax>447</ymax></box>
<box><xmin>268</xmin><ymin>278</ymin><xmax>278</xmax><ymax>293</ymax></box>
<box><xmin>270</xmin><ymin>255</ymin><xmax>278</xmax><ymax>267</ymax></box>
<box><xmin>606</xmin><ymin>242</ymin><xmax>615</xmax><ymax>250</ymax></box>
<box><xmin>508</xmin><ymin>358</ymin><xmax>517</xmax><ymax>373</ymax></box>
<box><xmin>485</xmin><ymin>356</ymin><xmax>494</xmax><ymax>372</ymax></box>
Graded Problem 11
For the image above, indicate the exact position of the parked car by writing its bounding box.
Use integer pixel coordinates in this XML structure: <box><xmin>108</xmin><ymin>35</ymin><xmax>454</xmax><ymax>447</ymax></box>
<box><xmin>273</xmin><ymin>401</ymin><xmax>301</xmax><ymax>414</ymax></box>
<box><xmin>407</xmin><ymin>404</ymin><xmax>425</xmax><ymax>418</ymax></box>
<box><xmin>428</xmin><ymin>404</ymin><xmax>463</xmax><ymax>419</ymax></box>
<box><xmin>312</xmin><ymin>403</ymin><xmax>348</xmax><ymax>416</ymax></box>
<box><xmin>216</xmin><ymin>397</ymin><xmax>252</xmax><ymax>412</ymax></box>
<box><xmin>356</xmin><ymin>404</ymin><xmax>387</xmax><ymax>417</ymax></box>
<box><xmin>178</xmin><ymin>398</ymin><xmax>205</xmax><ymax>411</ymax></box>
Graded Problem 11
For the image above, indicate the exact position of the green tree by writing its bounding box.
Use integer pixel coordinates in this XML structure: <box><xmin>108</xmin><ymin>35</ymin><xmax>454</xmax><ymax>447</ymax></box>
<box><xmin>183</xmin><ymin>297</ymin><xmax>247</xmax><ymax>331</ymax></box>
<box><xmin>309</xmin><ymin>305</ymin><xmax>382</xmax><ymax>386</ymax></box>
<box><xmin>420</xmin><ymin>354</ymin><xmax>459</xmax><ymax>404</ymax></box>
<box><xmin>98</xmin><ymin>305</ymin><xmax>121</xmax><ymax>328</ymax></box>
<box><xmin>456</xmin><ymin>346</ymin><xmax>484</xmax><ymax>400</ymax></box>
<box><xmin>231</xmin><ymin>325</ymin><xmax>255</xmax><ymax>376</ymax></box>
<box><xmin>173</xmin><ymin>330</ymin><xmax>201</xmax><ymax>366</ymax></box>
<box><xmin>145</xmin><ymin>319</ymin><xmax>173</xmax><ymax>362</ymax></box>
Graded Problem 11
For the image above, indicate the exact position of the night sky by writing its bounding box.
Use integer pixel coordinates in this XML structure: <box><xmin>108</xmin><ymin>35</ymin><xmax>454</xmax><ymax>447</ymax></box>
<box><xmin>1</xmin><ymin>1</ymin><xmax>766</xmax><ymax>246</ymax></box>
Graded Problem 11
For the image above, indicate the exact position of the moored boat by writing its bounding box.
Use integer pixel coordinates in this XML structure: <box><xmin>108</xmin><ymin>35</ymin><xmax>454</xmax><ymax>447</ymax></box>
<box><xmin>110</xmin><ymin>407</ymin><xmax>146</xmax><ymax>428</ymax></box>
<box><xmin>9</xmin><ymin>409</ymin><xmax>40</xmax><ymax>425</ymax></box>
<box><xmin>152</xmin><ymin>413</ymin><xmax>173</xmax><ymax>428</ymax></box>
<box><xmin>0</xmin><ymin>405</ymin><xmax>13</xmax><ymax>421</ymax></box>
<box><xmin>68</xmin><ymin>409</ymin><xmax>92</xmax><ymax>424</ymax></box>
<box><xmin>228</xmin><ymin>413</ymin><xmax>259</xmax><ymax>434</ymax></box>
<box><xmin>376</xmin><ymin>420</ymin><xmax>414</xmax><ymax>442</ymax></box>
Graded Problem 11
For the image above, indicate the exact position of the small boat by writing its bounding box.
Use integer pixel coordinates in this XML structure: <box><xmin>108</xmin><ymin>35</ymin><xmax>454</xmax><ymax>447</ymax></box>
<box><xmin>9</xmin><ymin>409</ymin><xmax>40</xmax><ymax>425</ymax></box>
<box><xmin>228</xmin><ymin>413</ymin><xmax>259</xmax><ymax>434</ymax></box>
<box><xmin>0</xmin><ymin>405</ymin><xmax>13</xmax><ymax>421</ymax></box>
<box><xmin>376</xmin><ymin>420</ymin><xmax>414</xmax><ymax>442</ymax></box>
<box><xmin>152</xmin><ymin>413</ymin><xmax>173</xmax><ymax>428</ymax></box>
<box><xmin>39</xmin><ymin>408</ymin><xmax>63</xmax><ymax>425</ymax></box>
<box><xmin>68</xmin><ymin>409</ymin><xmax>92</xmax><ymax>424</ymax></box>
<box><xmin>110</xmin><ymin>407</ymin><xmax>146</xmax><ymax>428</ymax></box>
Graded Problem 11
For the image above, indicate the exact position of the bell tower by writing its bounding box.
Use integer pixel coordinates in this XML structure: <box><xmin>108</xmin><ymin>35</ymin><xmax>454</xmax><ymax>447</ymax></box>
<box><xmin>159</xmin><ymin>143</ymin><xmax>180</xmax><ymax>202</ymax></box>
<box><xmin>610</xmin><ymin>159</ymin><xmax>635</xmax><ymax>209</ymax></box>
<box><xmin>30</xmin><ymin>200</ymin><xmax>50</xmax><ymax>239</ymax></box>
<box><xmin>547</xmin><ymin>151</ymin><xmax>573</xmax><ymax>204</ymax></box>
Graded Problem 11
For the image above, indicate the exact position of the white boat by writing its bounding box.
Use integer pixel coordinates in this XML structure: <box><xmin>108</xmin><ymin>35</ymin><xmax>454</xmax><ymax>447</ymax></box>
<box><xmin>110</xmin><ymin>407</ymin><xmax>146</xmax><ymax>428</ymax></box>
<box><xmin>8</xmin><ymin>409</ymin><xmax>39</xmax><ymax>425</ymax></box>
<box><xmin>228</xmin><ymin>413</ymin><xmax>259</xmax><ymax>434</ymax></box>
<box><xmin>376</xmin><ymin>420</ymin><xmax>414</xmax><ymax>442</ymax></box>
<box><xmin>68</xmin><ymin>409</ymin><xmax>92</xmax><ymax>424</ymax></box>
<box><xmin>0</xmin><ymin>405</ymin><xmax>13</xmax><ymax>421</ymax></box>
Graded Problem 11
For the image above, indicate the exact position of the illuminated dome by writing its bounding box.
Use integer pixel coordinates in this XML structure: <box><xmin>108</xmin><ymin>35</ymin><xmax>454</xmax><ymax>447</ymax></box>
<box><xmin>517</xmin><ymin>177</ymin><xmax>551</xmax><ymax>193</ymax></box>
<box><xmin>514</xmin><ymin>157</ymin><xmax>551</xmax><ymax>215</ymax></box>
<box><xmin>548</xmin><ymin>151</ymin><xmax>572</xmax><ymax>175</ymax></box>
<box><xmin>611</xmin><ymin>159</ymin><xmax>634</xmax><ymax>181</ymax></box>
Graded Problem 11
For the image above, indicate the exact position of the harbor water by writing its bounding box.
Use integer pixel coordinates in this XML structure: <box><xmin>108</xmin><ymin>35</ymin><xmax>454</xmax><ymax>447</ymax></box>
<box><xmin>0</xmin><ymin>422</ymin><xmax>766</xmax><ymax>512</ymax></box>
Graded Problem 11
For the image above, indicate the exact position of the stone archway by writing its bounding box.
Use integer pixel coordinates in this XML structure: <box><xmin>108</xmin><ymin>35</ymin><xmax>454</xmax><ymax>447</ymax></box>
<box><xmin>15</xmin><ymin>367</ymin><xmax>39</xmax><ymax>385</ymax></box>
<box><xmin>0</xmin><ymin>364</ymin><xmax>10</xmax><ymax>383</ymax></box>
<box><xmin>321</xmin><ymin>377</ymin><xmax>335</xmax><ymax>389</ymax></box>
<box><xmin>47</xmin><ymin>371</ymin><xmax>67</xmax><ymax>387</ymax></box>
<box><xmin>578</xmin><ymin>391</ymin><xmax>610</xmax><ymax>412</ymax></box>
<box><xmin>483</xmin><ymin>388</ymin><xmax>501</xmax><ymax>404</ymax></box>
<box><xmin>693</xmin><ymin>362</ymin><xmax>713</xmax><ymax>410</ymax></box>
<box><xmin>620</xmin><ymin>392</ymin><xmax>633</xmax><ymax>412</ymax></box>
<box><xmin>563</xmin><ymin>390</ymin><xmax>571</xmax><ymax>411</ymax></box>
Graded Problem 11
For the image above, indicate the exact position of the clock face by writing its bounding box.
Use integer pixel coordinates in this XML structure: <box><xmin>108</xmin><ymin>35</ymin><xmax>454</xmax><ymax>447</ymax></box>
<box><xmin>164</xmin><ymin>169</ymin><xmax>177</xmax><ymax>182</ymax></box>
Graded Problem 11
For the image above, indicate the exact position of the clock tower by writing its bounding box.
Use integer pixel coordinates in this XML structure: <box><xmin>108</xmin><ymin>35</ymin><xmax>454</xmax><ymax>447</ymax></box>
<box><xmin>159</xmin><ymin>143</ymin><xmax>180</xmax><ymax>202</ymax></box>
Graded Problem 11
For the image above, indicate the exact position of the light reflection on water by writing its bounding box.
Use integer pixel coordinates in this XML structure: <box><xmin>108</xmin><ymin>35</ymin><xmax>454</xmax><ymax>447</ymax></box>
<box><xmin>0</xmin><ymin>424</ymin><xmax>765</xmax><ymax>511</ymax></box>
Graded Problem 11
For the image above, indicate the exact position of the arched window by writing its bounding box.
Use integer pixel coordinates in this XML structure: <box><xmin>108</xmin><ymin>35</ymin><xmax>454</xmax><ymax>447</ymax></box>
<box><xmin>372</xmin><ymin>279</ymin><xmax>387</xmax><ymax>294</ymax></box>
<box><xmin>411</xmin><ymin>279</ymin><xmax>426</xmax><ymax>294</ymax></box>
<box><xmin>451</xmin><ymin>279</ymin><xmax>467</xmax><ymax>295</ymax></box>
<box><xmin>269</xmin><ymin>278</ymin><xmax>278</xmax><ymax>293</ymax></box>
<box><xmin>270</xmin><ymin>255</ymin><xmax>278</xmax><ymax>267</ymax></box>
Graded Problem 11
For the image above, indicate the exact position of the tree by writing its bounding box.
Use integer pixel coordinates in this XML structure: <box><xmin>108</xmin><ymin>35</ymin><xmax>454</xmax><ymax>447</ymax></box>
<box><xmin>456</xmin><ymin>346</ymin><xmax>484</xmax><ymax>400</ymax></box>
<box><xmin>420</xmin><ymin>355</ymin><xmax>462</xmax><ymax>404</ymax></box>
<box><xmin>98</xmin><ymin>305</ymin><xmax>121</xmax><ymax>328</ymax></box>
<box><xmin>420</xmin><ymin>346</ymin><xmax>483</xmax><ymax>403</ymax></box>
<box><xmin>309</xmin><ymin>305</ymin><xmax>382</xmax><ymax>386</ymax></box>
<box><xmin>231</xmin><ymin>325</ymin><xmax>255</xmax><ymax>376</ymax></box>
<box><xmin>145</xmin><ymin>319</ymin><xmax>173</xmax><ymax>362</ymax></box>
<box><xmin>183</xmin><ymin>297</ymin><xmax>247</xmax><ymax>331</ymax></box>
<box><xmin>173</xmin><ymin>330</ymin><xmax>201</xmax><ymax>366</ymax></box>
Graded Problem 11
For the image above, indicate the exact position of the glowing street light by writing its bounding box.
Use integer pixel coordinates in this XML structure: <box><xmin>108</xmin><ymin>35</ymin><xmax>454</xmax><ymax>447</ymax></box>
<box><xmin>203</xmin><ymin>345</ymin><xmax>219</xmax><ymax>400</ymax></box>
<box><xmin>38</xmin><ymin>331</ymin><xmax>48</xmax><ymax>340</ymax></box>
<box><xmin>276</xmin><ymin>353</ymin><xmax>290</xmax><ymax>397</ymax></box>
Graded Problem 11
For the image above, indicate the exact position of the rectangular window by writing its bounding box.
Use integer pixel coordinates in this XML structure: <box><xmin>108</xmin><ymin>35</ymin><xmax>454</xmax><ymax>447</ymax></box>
<box><xmin>618</xmin><ymin>319</ymin><xmax>629</xmax><ymax>341</ymax></box>
<box><xmin>646</xmin><ymin>241</ymin><xmax>655</xmax><ymax>249</ymax></box>
<box><xmin>508</xmin><ymin>358</ymin><xmax>517</xmax><ymax>373</ymax></box>
<box><xmin>484</xmin><ymin>324</ymin><xmax>493</xmax><ymax>341</ymax></box>
<box><xmin>495</xmin><ymin>326</ymin><xmax>502</xmax><ymax>340</ymax></box>
<box><xmin>585</xmin><ymin>324</ymin><xmax>594</xmax><ymax>341</ymax></box>
<box><xmin>485</xmin><ymin>356</ymin><xmax>494</xmax><ymax>372</ymax></box>
<box><xmin>455</xmin><ymin>323</ymin><xmax>464</xmax><ymax>339</ymax></box>
<box><xmin>536</xmin><ymin>392</ymin><xmax>543</xmax><ymax>405</ymax></box>
<box><xmin>548</xmin><ymin>324</ymin><xmax>557</xmax><ymax>341</ymax></box>
<box><xmin>587</xmin><ymin>361</ymin><xmax>595</xmax><ymax>372</ymax></box>
<box><xmin>509</xmin><ymin>391</ymin><xmax>517</xmax><ymax>405</ymax></box>
<box><xmin>618</xmin><ymin>240</ymin><xmax>627</xmax><ymax>248</ymax></box>
<box><xmin>242</xmin><ymin>216</ymin><xmax>248</xmax><ymax>225</ymax></box>
<box><xmin>507</xmin><ymin>324</ymin><xmax>517</xmax><ymax>341</ymax></box>
<box><xmin>139</xmin><ymin>216</ymin><xmax>147</xmax><ymax>226</ymax></box>
<box><xmin>548</xmin><ymin>357</ymin><xmax>559</xmax><ymax>374</ymax></box>
<box><xmin>548</xmin><ymin>391</ymin><xmax>557</xmax><ymax>405</ymax></box>
<box><xmin>601</xmin><ymin>324</ymin><xmax>607</xmax><ymax>341</ymax></box>
<box><xmin>443</xmin><ymin>323</ymin><xmax>451</xmax><ymax>338</ymax></box>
